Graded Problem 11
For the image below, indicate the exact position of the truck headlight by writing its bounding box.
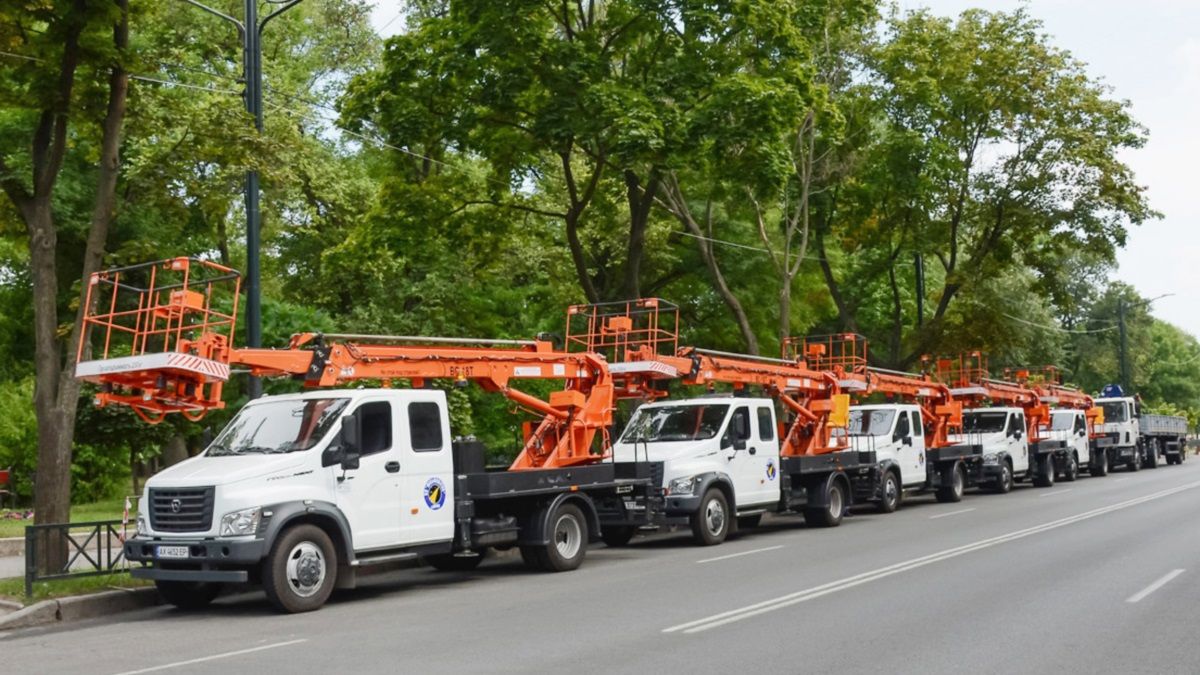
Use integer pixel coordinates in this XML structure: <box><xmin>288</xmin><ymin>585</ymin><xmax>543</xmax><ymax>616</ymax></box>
<box><xmin>982</xmin><ymin>453</ymin><xmax>1000</xmax><ymax>465</ymax></box>
<box><xmin>219</xmin><ymin>507</ymin><xmax>262</xmax><ymax>536</ymax></box>
<box><xmin>136</xmin><ymin>515</ymin><xmax>148</xmax><ymax>536</ymax></box>
<box><xmin>667</xmin><ymin>476</ymin><xmax>700</xmax><ymax>496</ymax></box>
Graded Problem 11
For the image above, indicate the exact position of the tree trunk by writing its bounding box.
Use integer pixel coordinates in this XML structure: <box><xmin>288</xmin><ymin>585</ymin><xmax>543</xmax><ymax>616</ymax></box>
<box><xmin>621</xmin><ymin>169</ymin><xmax>659</xmax><ymax>300</ymax></box>
<box><xmin>161</xmin><ymin>434</ymin><xmax>189</xmax><ymax>467</ymax></box>
<box><xmin>778</xmin><ymin>279</ymin><xmax>791</xmax><ymax>350</ymax></box>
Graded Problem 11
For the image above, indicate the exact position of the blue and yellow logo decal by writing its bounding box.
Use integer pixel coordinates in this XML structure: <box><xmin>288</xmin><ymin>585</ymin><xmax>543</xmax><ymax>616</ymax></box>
<box><xmin>766</xmin><ymin>460</ymin><xmax>777</xmax><ymax>481</ymax></box>
<box><xmin>423</xmin><ymin>477</ymin><xmax>447</xmax><ymax>510</ymax></box>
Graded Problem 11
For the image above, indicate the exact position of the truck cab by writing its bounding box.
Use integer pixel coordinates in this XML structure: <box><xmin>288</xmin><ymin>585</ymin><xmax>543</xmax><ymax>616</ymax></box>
<box><xmin>844</xmin><ymin>404</ymin><xmax>927</xmax><ymax>490</ymax></box>
<box><xmin>1040</xmin><ymin>409</ymin><xmax>1092</xmax><ymax>473</ymax></box>
<box><xmin>613</xmin><ymin>396</ymin><xmax>781</xmax><ymax>545</ymax></box>
<box><xmin>1096</xmin><ymin>396</ymin><xmax>1140</xmax><ymax>469</ymax></box>
<box><xmin>952</xmin><ymin>407</ymin><xmax>1030</xmax><ymax>491</ymax></box>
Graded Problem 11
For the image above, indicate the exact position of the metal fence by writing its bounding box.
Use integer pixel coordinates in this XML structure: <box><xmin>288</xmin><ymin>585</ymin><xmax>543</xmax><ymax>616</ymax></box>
<box><xmin>24</xmin><ymin>519</ymin><xmax>132</xmax><ymax>596</ymax></box>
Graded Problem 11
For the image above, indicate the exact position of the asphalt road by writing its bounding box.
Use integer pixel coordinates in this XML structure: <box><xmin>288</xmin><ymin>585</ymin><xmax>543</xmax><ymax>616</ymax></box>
<box><xmin>4</xmin><ymin>459</ymin><xmax>1200</xmax><ymax>674</ymax></box>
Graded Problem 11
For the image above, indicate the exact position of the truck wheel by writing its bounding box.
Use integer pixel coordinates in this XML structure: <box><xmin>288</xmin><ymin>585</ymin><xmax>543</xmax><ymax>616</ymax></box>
<box><xmin>1061</xmin><ymin>453</ymin><xmax>1079</xmax><ymax>482</ymax></box>
<box><xmin>155</xmin><ymin>580</ymin><xmax>221</xmax><ymax>609</ymax></box>
<box><xmin>876</xmin><ymin>470</ymin><xmax>901</xmax><ymax>513</ymax></box>
<box><xmin>536</xmin><ymin>503</ymin><xmax>589</xmax><ymax>572</ymax></box>
<box><xmin>1146</xmin><ymin>441</ymin><xmax>1159</xmax><ymax>469</ymax></box>
<box><xmin>1034</xmin><ymin>455</ymin><xmax>1056</xmax><ymax>488</ymax></box>
<box><xmin>690</xmin><ymin>488</ymin><xmax>730</xmax><ymax>545</ymax></box>
<box><xmin>935</xmin><ymin>462</ymin><xmax>965</xmax><ymax>503</ymax></box>
<box><xmin>262</xmin><ymin>524</ymin><xmax>337</xmax><ymax>613</ymax></box>
<box><xmin>1089</xmin><ymin>450</ymin><xmax>1108</xmax><ymax>477</ymax></box>
<box><xmin>736</xmin><ymin>514</ymin><xmax>763</xmax><ymax>530</ymax></box>
<box><xmin>427</xmin><ymin>549</ymin><xmax>487</xmax><ymax>571</ymax></box>
<box><xmin>1129</xmin><ymin>450</ymin><xmax>1142</xmax><ymax>472</ymax></box>
<box><xmin>992</xmin><ymin>460</ymin><xmax>1013</xmax><ymax>494</ymax></box>
<box><xmin>600</xmin><ymin>526</ymin><xmax>636</xmax><ymax>547</ymax></box>
<box><xmin>805</xmin><ymin>480</ymin><xmax>846</xmax><ymax>528</ymax></box>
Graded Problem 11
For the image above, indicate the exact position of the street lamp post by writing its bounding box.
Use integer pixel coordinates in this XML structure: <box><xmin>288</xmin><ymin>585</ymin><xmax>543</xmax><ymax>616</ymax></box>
<box><xmin>180</xmin><ymin>0</ymin><xmax>304</xmax><ymax>399</ymax></box>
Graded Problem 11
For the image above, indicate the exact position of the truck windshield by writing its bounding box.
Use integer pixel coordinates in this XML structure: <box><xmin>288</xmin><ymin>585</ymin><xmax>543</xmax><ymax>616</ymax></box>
<box><xmin>620</xmin><ymin>404</ymin><xmax>730</xmax><ymax>443</ymax></box>
<box><xmin>963</xmin><ymin>412</ymin><xmax>1007</xmax><ymax>433</ymax></box>
<box><xmin>208</xmin><ymin>398</ymin><xmax>350</xmax><ymax>456</ymax></box>
<box><xmin>847</xmin><ymin>409</ymin><xmax>895</xmax><ymax>437</ymax></box>
<box><xmin>1100</xmin><ymin>401</ymin><xmax>1128</xmax><ymax>423</ymax></box>
<box><xmin>1048</xmin><ymin>413</ymin><xmax>1076</xmax><ymax>431</ymax></box>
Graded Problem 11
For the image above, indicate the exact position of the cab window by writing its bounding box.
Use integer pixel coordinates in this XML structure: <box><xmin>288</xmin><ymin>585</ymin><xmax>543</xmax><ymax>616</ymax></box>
<box><xmin>1074</xmin><ymin>415</ymin><xmax>1086</xmax><ymax>434</ymax></box>
<box><xmin>893</xmin><ymin>412</ymin><xmax>911</xmax><ymax>440</ymax></box>
<box><xmin>409</xmin><ymin>401</ymin><xmax>444</xmax><ymax>452</ymax></box>
<box><xmin>757</xmin><ymin>407</ymin><xmax>775</xmax><ymax>442</ymax></box>
<box><xmin>722</xmin><ymin>407</ymin><xmax>751</xmax><ymax>447</ymax></box>
<box><xmin>910</xmin><ymin>411</ymin><xmax>923</xmax><ymax>437</ymax></box>
<box><xmin>358</xmin><ymin>402</ymin><xmax>393</xmax><ymax>456</ymax></box>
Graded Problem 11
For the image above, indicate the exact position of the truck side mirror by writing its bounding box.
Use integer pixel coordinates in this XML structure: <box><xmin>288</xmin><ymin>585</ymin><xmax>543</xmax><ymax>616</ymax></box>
<box><xmin>733</xmin><ymin>437</ymin><xmax>747</xmax><ymax>451</ymax></box>
<box><xmin>321</xmin><ymin>413</ymin><xmax>363</xmax><ymax>469</ymax></box>
<box><xmin>1013</xmin><ymin>429</ymin><xmax>1023</xmax><ymax>440</ymax></box>
<box><xmin>902</xmin><ymin>437</ymin><xmax>913</xmax><ymax>447</ymax></box>
<box><xmin>734</xmin><ymin>412</ymin><xmax>750</xmax><ymax>440</ymax></box>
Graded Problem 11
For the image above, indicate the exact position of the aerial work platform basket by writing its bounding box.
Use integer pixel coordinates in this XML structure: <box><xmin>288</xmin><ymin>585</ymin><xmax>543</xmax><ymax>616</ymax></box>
<box><xmin>74</xmin><ymin>257</ymin><xmax>241</xmax><ymax>422</ymax></box>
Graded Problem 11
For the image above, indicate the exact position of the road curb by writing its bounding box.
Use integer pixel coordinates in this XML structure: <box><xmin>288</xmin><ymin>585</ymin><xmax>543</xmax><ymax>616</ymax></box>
<box><xmin>0</xmin><ymin>537</ymin><xmax>23</xmax><ymax>557</ymax></box>
<box><xmin>0</xmin><ymin>588</ymin><xmax>160</xmax><ymax>631</ymax></box>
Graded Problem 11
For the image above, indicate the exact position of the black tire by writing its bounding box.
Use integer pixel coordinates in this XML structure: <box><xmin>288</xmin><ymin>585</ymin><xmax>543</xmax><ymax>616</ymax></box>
<box><xmin>1089</xmin><ymin>449</ymin><xmax>1108</xmax><ymax>477</ymax></box>
<box><xmin>600</xmin><ymin>526</ymin><xmax>636</xmax><ymax>548</ymax></box>
<box><xmin>935</xmin><ymin>462</ymin><xmax>965</xmax><ymax>503</ymax></box>
<box><xmin>992</xmin><ymin>460</ymin><xmax>1013</xmax><ymax>494</ymax></box>
<box><xmin>528</xmin><ymin>503</ymin><xmax>589</xmax><ymax>572</ymax></box>
<box><xmin>804</xmin><ymin>479</ymin><xmax>846</xmax><ymax>528</ymax></box>
<box><xmin>1129</xmin><ymin>449</ymin><xmax>1142</xmax><ymax>472</ymax></box>
<box><xmin>736</xmin><ymin>514</ymin><xmax>763</xmax><ymax>531</ymax></box>
<box><xmin>876</xmin><ymin>470</ymin><xmax>901</xmax><ymax>513</ymax></box>
<box><xmin>262</xmin><ymin>524</ymin><xmax>337</xmax><ymax>613</ymax></box>
<box><xmin>155</xmin><ymin>580</ymin><xmax>221</xmax><ymax>610</ymax></box>
<box><xmin>690</xmin><ymin>488</ymin><xmax>731</xmax><ymax>546</ymax></box>
<box><xmin>426</xmin><ymin>549</ymin><xmax>487</xmax><ymax>571</ymax></box>
<box><xmin>1034</xmin><ymin>455</ymin><xmax>1056</xmax><ymax>488</ymax></box>
<box><xmin>1146</xmin><ymin>441</ymin><xmax>1159</xmax><ymax>469</ymax></box>
<box><xmin>1061</xmin><ymin>453</ymin><xmax>1079</xmax><ymax>482</ymax></box>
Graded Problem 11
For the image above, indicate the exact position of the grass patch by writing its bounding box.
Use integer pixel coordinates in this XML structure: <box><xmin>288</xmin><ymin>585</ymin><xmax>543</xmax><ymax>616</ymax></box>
<box><xmin>0</xmin><ymin>498</ymin><xmax>131</xmax><ymax>538</ymax></box>
<box><xmin>0</xmin><ymin>571</ymin><xmax>152</xmax><ymax>604</ymax></box>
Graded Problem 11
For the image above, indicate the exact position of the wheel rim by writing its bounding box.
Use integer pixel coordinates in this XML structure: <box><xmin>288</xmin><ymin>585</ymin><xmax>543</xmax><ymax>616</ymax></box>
<box><xmin>829</xmin><ymin>485</ymin><xmax>844</xmax><ymax>517</ymax></box>
<box><xmin>884</xmin><ymin>476</ymin><xmax>898</xmax><ymax>507</ymax></box>
<box><xmin>286</xmin><ymin>541</ymin><xmax>326</xmax><ymax>598</ymax></box>
<box><xmin>1003</xmin><ymin>465</ymin><xmax>1012</xmax><ymax>489</ymax></box>
<box><xmin>704</xmin><ymin>497</ymin><xmax>726</xmax><ymax>536</ymax></box>
<box><xmin>954</xmin><ymin>467</ymin><xmax>964</xmax><ymax>497</ymax></box>
<box><xmin>554</xmin><ymin>513</ymin><xmax>582</xmax><ymax>559</ymax></box>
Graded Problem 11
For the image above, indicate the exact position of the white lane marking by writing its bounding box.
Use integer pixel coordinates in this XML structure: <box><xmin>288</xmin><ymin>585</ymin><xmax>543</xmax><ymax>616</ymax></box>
<box><xmin>1112</xmin><ymin>477</ymin><xmax>1130</xmax><ymax>483</ymax></box>
<box><xmin>111</xmin><ymin>639</ymin><xmax>308</xmax><ymax>675</ymax></box>
<box><xmin>1039</xmin><ymin>489</ymin><xmax>1073</xmax><ymax>497</ymax></box>
<box><xmin>697</xmin><ymin>545</ymin><xmax>784</xmax><ymax>564</ymax></box>
<box><xmin>929</xmin><ymin>508</ymin><xmax>975</xmax><ymax>520</ymax></box>
<box><xmin>1126</xmin><ymin>569</ymin><xmax>1186</xmax><ymax>603</ymax></box>
<box><xmin>664</xmin><ymin>478</ymin><xmax>1200</xmax><ymax>634</ymax></box>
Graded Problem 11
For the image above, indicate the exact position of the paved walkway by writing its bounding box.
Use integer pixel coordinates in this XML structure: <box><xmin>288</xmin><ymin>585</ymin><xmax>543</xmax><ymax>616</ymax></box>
<box><xmin>0</xmin><ymin>555</ymin><xmax>23</xmax><ymax>579</ymax></box>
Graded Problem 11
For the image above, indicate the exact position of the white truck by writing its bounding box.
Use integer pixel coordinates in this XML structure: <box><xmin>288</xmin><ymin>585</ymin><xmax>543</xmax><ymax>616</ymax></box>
<box><xmin>1039</xmin><ymin>408</ymin><xmax>1107</xmax><ymax>479</ymax></box>
<box><xmin>610</xmin><ymin>396</ymin><xmax>880</xmax><ymax>546</ymax></box>
<box><xmin>953</xmin><ymin>407</ymin><xmax>1032</xmax><ymax>492</ymax></box>
<box><xmin>1095</xmin><ymin>388</ymin><xmax>1189</xmax><ymax>470</ymax></box>
<box><xmin>122</xmin><ymin>389</ymin><xmax>659</xmax><ymax>613</ymax></box>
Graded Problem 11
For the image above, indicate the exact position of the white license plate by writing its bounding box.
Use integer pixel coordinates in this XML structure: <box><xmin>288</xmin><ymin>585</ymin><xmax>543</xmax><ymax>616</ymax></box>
<box><xmin>156</xmin><ymin>545</ymin><xmax>189</xmax><ymax>559</ymax></box>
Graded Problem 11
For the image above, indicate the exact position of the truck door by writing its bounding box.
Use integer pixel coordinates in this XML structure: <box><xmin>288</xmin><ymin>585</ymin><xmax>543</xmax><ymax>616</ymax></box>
<box><xmin>722</xmin><ymin>406</ymin><xmax>767</xmax><ymax>508</ymax></box>
<box><xmin>1073</xmin><ymin>412</ymin><xmax>1090</xmax><ymax>464</ymax></box>
<box><xmin>336</xmin><ymin>398</ymin><xmax>403</xmax><ymax>551</ymax></box>
<box><xmin>750</xmin><ymin>405</ymin><xmax>782</xmax><ymax>506</ymax></box>
<box><xmin>1009</xmin><ymin>412</ymin><xmax>1029</xmax><ymax>473</ymax></box>
<box><xmin>895</xmin><ymin>410</ymin><xmax>925</xmax><ymax>486</ymax></box>
<box><xmin>397</xmin><ymin>398</ymin><xmax>455</xmax><ymax>547</ymax></box>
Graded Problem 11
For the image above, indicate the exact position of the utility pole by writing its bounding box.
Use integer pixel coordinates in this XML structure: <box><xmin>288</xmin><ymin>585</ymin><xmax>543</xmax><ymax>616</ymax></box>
<box><xmin>1115</xmin><ymin>292</ymin><xmax>1173</xmax><ymax>394</ymax></box>
<box><xmin>1117</xmin><ymin>298</ymin><xmax>1130</xmax><ymax>392</ymax></box>
<box><xmin>180</xmin><ymin>0</ymin><xmax>304</xmax><ymax>399</ymax></box>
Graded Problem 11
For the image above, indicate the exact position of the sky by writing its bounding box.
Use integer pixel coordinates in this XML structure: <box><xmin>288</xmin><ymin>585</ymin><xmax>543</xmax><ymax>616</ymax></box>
<box><xmin>367</xmin><ymin>1</ymin><xmax>1200</xmax><ymax>338</ymax></box>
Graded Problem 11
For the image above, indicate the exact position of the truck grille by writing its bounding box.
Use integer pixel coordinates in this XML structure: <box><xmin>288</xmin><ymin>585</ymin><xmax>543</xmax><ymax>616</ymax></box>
<box><xmin>149</xmin><ymin>487</ymin><xmax>215</xmax><ymax>532</ymax></box>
